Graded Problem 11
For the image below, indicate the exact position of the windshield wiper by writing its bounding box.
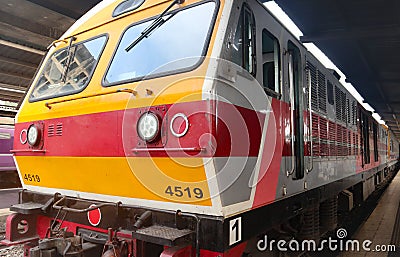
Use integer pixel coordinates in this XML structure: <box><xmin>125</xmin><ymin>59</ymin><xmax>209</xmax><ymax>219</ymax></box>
<box><xmin>62</xmin><ymin>36</ymin><xmax>77</xmax><ymax>83</ymax></box>
<box><xmin>125</xmin><ymin>0</ymin><xmax>184</xmax><ymax>52</ymax></box>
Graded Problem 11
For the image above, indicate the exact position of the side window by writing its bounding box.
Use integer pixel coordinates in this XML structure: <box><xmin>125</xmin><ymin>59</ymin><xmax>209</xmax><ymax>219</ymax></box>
<box><xmin>288</xmin><ymin>41</ymin><xmax>301</xmax><ymax>91</ymax></box>
<box><xmin>0</xmin><ymin>132</ymin><xmax>11</xmax><ymax>140</ymax></box>
<box><xmin>232</xmin><ymin>5</ymin><xmax>256</xmax><ymax>75</ymax></box>
<box><xmin>262</xmin><ymin>29</ymin><xmax>280</xmax><ymax>95</ymax></box>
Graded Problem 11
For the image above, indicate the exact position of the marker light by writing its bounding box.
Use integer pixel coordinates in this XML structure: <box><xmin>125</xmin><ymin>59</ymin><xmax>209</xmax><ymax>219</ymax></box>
<box><xmin>137</xmin><ymin>112</ymin><xmax>160</xmax><ymax>142</ymax></box>
<box><xmin>27</xmin><ymin>124</ymin><xmax>40</xmax><ymax>146</ymax></box>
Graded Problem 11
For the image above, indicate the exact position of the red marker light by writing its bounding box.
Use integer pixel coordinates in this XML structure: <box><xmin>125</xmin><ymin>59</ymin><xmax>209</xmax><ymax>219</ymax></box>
<box><xmin>87</xmin><ymin>204</ymin><xmax>101</xmax><ymax>226</ymax></box>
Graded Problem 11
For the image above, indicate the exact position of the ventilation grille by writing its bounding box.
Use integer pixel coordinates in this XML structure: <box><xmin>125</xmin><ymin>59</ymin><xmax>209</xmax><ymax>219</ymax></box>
<box><xmin>319</xmin><ymin>117</ymin><xmax>328</xmax><ymax>156</ymax></box>
<box><xmin>48</xmin><ymin>123</ymin><xmax>63</xmax><ymax>137</ymax></box>
<box><xmin>308</xmin><ymin>62</ymin><xmax>318</xmax><ymax>111</ymax></box>
<box><xmin>312</xmin><ymin>113</ymin><xmax>319</xmax><ymax>155</ymax></box>
<box><xmin>307</xmin><ymin>61</ymin><xmax>327</xmax><ymax>114</ymax></box>
<box><xmin>337</xmin><ymin>125</ymin><xmax>343</xmax><ymax>156</ymax></box>
<box><xmin>56</xmin><ymin>123</ymin><xmax>63</xmax><ymax>136</ymax></box>
<box><xmin>341</xmin><ymin>95</ymin><xmax>347</xmax><ymax>123</ymax></box>
<box><xmin>317</xmin><ymin>71</ymin><xmax>327</xmax><ymax>113</ymax></box>
<box><xmin>48</xmin><ymin>124</ymin><xmax>54</xmax><ymax>137</ymax></box>
<box><xmin>348</xmin><ymin>130</ymin><xmax>352</xmax><ymax>155</ymax></box>
<box><xmin>335</xmin><ymin>86</ymin><xmax>347</xmax><ymax>123</ymax></box>
<box><xmin>329</xmin><ymin>121</ymin><xmax>336</xmax><ymax>156</ymax></box>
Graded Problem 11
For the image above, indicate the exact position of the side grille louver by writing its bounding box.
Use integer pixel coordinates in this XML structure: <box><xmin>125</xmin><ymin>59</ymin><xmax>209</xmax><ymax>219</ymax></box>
<box><xmin>48</xmin><ymin>123</ymin><xmax>63</xmax><ymax>137</ymax></box>
<box><xmin>307</xmin><ymin>61</ymin><xmax>327</xmax><ymax>114</ymax></box>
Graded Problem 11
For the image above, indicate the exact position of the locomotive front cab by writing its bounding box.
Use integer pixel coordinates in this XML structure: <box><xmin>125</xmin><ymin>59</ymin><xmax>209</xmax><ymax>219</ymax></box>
<box><xmin>13</xmin><ymin>0</ymin><xmax>222</xmax><ymax>208</ymax></box>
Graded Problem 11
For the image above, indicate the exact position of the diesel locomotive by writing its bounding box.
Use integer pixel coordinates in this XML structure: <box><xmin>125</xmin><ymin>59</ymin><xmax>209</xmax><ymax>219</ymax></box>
<box><xmin>2</xmin><ymin>0</ymin><xmax>399</xmax><ymax>256</ymax></box>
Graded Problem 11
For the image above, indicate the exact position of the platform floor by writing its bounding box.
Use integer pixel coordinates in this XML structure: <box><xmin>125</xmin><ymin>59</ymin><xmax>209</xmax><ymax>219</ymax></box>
<box><xmin>341</xmin><ymin>172</ymin><xmax>400</xmax><ymax>257</ymax></box>
<box><xmin>0</xmin><ymin>188</ymin><xmax>19</xmax><ymax>209</ymax></box>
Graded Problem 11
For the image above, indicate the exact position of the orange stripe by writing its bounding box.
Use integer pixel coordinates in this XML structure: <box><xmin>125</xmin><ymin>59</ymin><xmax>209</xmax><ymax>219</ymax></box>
<box><xmin>17</xmin><ymin>156</ymin><xmax>212</xmax><ymax>206</ymax></box>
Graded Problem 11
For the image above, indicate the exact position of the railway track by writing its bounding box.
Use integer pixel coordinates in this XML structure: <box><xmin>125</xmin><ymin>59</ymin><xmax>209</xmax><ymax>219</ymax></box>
<box><xmin>0</xmin><ymin>227</ymin><xmax>6</xmax><ymax>251</ymax></box>
<box><xmin>0</xmin><ymin>219</ymin><xmax>24</xmax><ymax>256</ymax></box>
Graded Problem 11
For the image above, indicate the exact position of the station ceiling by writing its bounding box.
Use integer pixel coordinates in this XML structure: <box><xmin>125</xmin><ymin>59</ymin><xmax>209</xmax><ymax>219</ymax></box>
<box><xmin>1</xmin><ymin>0</ymin><xmax>399</xmax><ymax>139</ymax></box>
<box><xmin>269</xmin><ymin>0</ymin><xmax>400</xmax><ymax>138</ymax></box>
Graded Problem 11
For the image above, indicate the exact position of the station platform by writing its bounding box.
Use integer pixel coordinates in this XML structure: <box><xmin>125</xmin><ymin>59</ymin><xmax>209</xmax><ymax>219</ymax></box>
<box><xmin>0</xmin><ymin>188</ymin><xmax>19</xmax><ymax>209</ymax></box>
<box><xmin>341</xmin><ymin>171</ymin><xmax>400</xmax><ymax>257</ymax></box>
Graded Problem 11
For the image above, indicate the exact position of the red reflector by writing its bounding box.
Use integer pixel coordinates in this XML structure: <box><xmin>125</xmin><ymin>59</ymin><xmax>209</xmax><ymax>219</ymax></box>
<box><xmin>87</xmin><ymin>205</ymin><xmax>101</xmax><ymax>226</ymax></box>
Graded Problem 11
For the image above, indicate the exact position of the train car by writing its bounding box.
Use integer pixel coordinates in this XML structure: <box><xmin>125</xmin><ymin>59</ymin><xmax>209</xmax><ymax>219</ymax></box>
<box><xmin>2</xmin><ymin>0</ymin><xmax>399</xmax><ymax>256</ymax></box>
<box><xmin>0</xmin><ymin>125</ymin><xmax>19</xmax><ymax>187</ymax></box>
<box><xmin>0</xmin><ymin>126</ymin><xmax>15</xmax><ymax>171</ymax></box>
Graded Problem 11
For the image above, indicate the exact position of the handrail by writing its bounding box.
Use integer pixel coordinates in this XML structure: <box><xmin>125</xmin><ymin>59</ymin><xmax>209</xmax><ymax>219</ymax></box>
<box><xmin>287</xmin><ymin>53</ymin><xmax>296</xmax><ymax>177</ymax></box>
<box><xmin>132</xmin><ymin>147</ymin><xmax>205</xmax><ymax>154</ymax></box>
<box><xmin>45</xmin><ymin>88</ymin><xmax>137</xmax><ymax>109</ymax></box>
<box><xmin>52</xmin><ymin>195</ymin><xmax>121</xmax><ymax>213</ymax></box>
<box><xmin>11</xmin><ymin>149</ymin><xmax>46</xmax><ymax>153</ymax></box>
<box><xmin>306</xmin><ymin>69</ymin><xmax>314</xmax><ymax>173</ymax></box>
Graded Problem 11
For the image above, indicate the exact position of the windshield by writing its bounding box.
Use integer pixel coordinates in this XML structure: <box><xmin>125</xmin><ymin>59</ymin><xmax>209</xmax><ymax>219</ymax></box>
<box><xmin>30</xmin><ymin>36</ymin><xmax>107</xmax><ymax>102</ymax></box>
<box><xmin>104</xmin><ymin>1</ymin><xmax>216</xmax><ymax>85</ymax></box>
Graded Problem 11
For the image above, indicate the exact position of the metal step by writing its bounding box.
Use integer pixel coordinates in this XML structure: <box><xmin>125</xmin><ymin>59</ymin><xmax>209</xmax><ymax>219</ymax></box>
<box><xmin>10</xmin><ymin>202</ymin><xmax>45</xmax><ymax>214</ymax></box>
<box><xmin>132</xmin><ymin>225</ymin><xmax>193</xmax><ymax>246</ymax></box>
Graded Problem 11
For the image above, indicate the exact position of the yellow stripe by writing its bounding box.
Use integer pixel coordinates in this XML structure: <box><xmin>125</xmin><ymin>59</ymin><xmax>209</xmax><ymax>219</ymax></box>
<box><xmin>17</xmin><ymin>156</ymin><xmax>212</xmax><ymax>206</ymax></box>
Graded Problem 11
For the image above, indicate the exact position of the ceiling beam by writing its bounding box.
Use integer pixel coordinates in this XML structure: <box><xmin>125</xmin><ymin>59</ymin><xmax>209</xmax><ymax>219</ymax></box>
<box><xmin>0</xmin><ymin>93</ymin><xmax>21</xmax><ymax>102</ymax></box>
<box><xmin>0</xmin><ymin>83</ymin><xmax>28</xmax><ymax>92</ymax></box>
<box><xmin>0</xmin><ymin>10</ymin><xmax>64</xmax><ymax>40</ymax></box>
<box><xmin>0</xmin><ymin>56</ymin><xmax>38</xmax><ymax>69</ymax></box>
<box><xmin>0</xmin><ymin>89</ymin><xmax>24</xmax><ymax>98</ymax></box>
<box><xmin>0</xmin><ymin>111</ymin><xmax>17</xmax><ymax>118</ymax></box>
<box><xmin>0</xmin><ymin>39</ymin><xmax>45</xmax><ymax>55</ymax></box>
<box><xmin>26</xmin><ymin>0</ymin><xmax>83</xmax><ymax>19</ymax></box>
<box><xmin>0</xmin><ymin>71</ymin><xmax>33</xmax><ymax>81</ymax></box>
<box><xmin>0</xmin><ymin>21</ymin><xmax>53</xmax><ymax>48</ymax></box>
<box><xmin>0</xmin><ymin>86</ymin><xmax>26</xmax><ymax>94</ymax></box>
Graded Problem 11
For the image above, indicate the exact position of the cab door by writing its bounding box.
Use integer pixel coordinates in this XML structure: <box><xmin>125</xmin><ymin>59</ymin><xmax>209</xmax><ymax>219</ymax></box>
<box><xmin>287</xmin><ymin>41</ymin><xmax>305</xmax><ymax>179</ymax></box>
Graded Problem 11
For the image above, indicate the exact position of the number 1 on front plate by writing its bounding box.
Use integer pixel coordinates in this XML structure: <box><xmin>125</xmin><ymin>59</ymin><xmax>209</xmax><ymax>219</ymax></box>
<box><xmin>229</xmin><ymin>217</ymin><xmax>242</xmax><ymax>246</ymax></box>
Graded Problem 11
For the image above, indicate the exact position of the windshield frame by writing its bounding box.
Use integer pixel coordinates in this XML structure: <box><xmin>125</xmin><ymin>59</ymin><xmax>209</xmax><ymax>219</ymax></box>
<box><xmin>29</xmin><ymin>34</ymin><xmax>109</xmax><ymax>103</ymax></box>
<box><xmin>102</xmin><ymin>0</ymin><xmax>219</xmax><ymax>87</ymax></box>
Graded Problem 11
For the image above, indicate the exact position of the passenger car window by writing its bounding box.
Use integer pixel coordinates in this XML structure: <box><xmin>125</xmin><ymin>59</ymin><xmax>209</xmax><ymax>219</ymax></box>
<box><xmin>30</xmin><ymin>36</ymin><xmax>107</xmax><ymax>102</ymax></box>
<box><xmin>104</xmin><ymin>2</ymin><xmax>216</xmax><ymax>85</ymax></box>
<box><xmin>0</xmin><ymin>132</ymin><xmax>11</xmax><ymax>140</ymax></box>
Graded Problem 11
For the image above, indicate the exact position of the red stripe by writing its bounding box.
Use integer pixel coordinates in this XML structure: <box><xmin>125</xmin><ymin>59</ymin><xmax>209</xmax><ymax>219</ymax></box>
<box><xmin>252</xmin><ymin>98</ymin><xmax>283</xmax><ymax>208</ymax></box>
<box><xmin>15</xmin><ymin>100</ymin><xmax>384</xmax><ymax>160</ymax></box>
<box><xmin>13</xmin><ymin>101</ymin><xmax>267</xmax><ymax>158</ymax></box>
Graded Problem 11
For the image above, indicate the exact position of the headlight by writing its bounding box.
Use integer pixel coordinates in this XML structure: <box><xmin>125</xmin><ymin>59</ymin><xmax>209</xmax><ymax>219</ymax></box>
<box><xmin>27</xmin><ymin>124</ymin><xmax>40</xmax><ymax>146</ymax></box>
<box><xmin>137</xmin><ymin>112</ymin><xmax>160</xmax><ymax>142</ymax></box>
